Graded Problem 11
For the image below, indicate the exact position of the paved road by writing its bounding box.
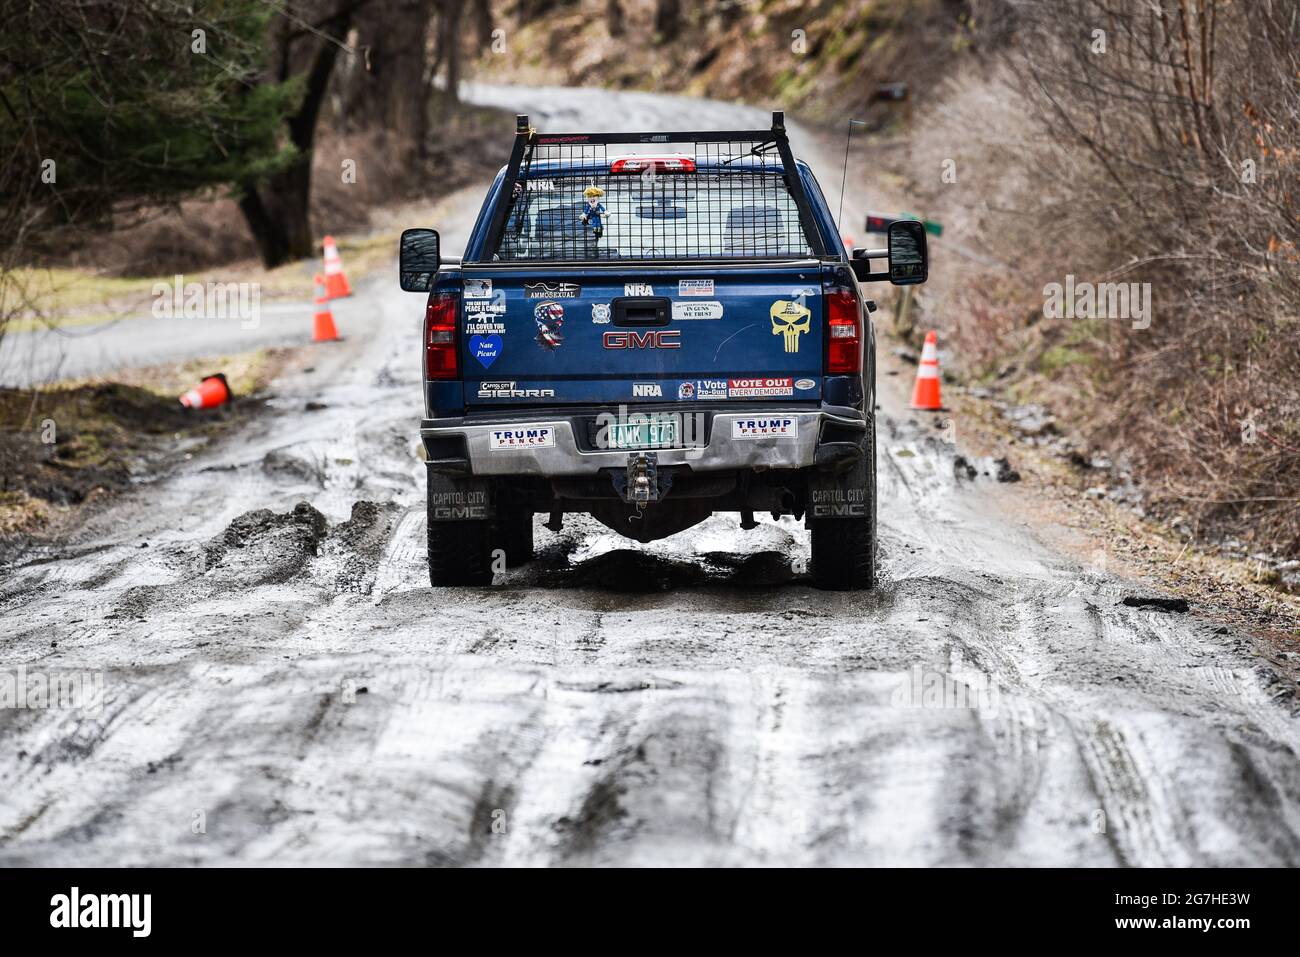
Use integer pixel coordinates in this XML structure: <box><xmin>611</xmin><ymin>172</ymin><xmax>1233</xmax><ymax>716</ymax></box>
<box><xmin>0</xmin><ymin>88</ymin><xmax>1296</xmax><ymax>866</ymax></box>
<box><xmin>0</xmin><ymin>302</ymin><xmax>310</xmax><ymax>389</ymax></box>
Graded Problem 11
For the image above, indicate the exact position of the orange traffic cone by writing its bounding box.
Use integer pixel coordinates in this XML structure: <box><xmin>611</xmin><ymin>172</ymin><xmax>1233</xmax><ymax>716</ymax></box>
<box><xmin>322</xmin><ymin>235</ymin><xmax>352</xmax><ymax>298</ymax></box>
<box><xmin>313</xmin><ymin>273</ymin><xmax>340</xmax><ymax>342</ymax></box>
<box><xmin>910</xmin><ymin>330</ymin><xmax>943</xmax><ymax>410</ymax></box>
<box><xmin>179</xmin><ymin>373</ymin><xmax>230</xmax><ymax>410</ymax></box>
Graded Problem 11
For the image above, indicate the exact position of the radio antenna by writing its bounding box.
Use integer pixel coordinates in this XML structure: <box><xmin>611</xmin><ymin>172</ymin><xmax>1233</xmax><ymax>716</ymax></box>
<box><xmin>837</xmin><ymin>119</ymin><xmax>867</xmax><ymax>233</ymax></box>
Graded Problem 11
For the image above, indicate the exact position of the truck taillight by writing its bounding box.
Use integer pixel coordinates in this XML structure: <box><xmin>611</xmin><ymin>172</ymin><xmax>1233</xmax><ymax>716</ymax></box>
<box><xmin>424</xmin><ymin>291</ymin><xmax>459</xmax><ymax>379</ymax></box>
<box><xmin>826</xmin><ymin>288</ymin><xmax>862</xmax><ymax>374</ymax></box>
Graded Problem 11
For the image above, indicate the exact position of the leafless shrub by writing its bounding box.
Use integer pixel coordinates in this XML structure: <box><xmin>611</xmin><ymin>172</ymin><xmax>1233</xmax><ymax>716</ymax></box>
<box><xmin>914</xmin><ymin>0</ymin><xmax>1300</xmax><ymax>553</ymax></box>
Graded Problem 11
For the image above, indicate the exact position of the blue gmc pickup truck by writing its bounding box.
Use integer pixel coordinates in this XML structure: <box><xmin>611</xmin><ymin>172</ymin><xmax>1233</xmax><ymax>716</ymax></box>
<box><xmin>399</xmin><ymin>112</ymin><xmax>928</xmax><ymax>589</ymax></box>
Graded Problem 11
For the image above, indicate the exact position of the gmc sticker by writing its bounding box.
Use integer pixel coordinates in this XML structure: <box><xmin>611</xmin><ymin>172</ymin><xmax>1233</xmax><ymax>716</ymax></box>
<box><xmin>603</xmin><ymin>330</ymin><xmax>681</xmax><ymax>349</ymax></box>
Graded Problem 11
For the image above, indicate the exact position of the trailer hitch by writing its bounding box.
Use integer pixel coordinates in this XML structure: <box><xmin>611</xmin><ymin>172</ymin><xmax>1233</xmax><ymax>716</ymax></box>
<box><xmin>612</xmin><ymin>452</ymin><xmax>671</xmax><ymax>513</ymax></box>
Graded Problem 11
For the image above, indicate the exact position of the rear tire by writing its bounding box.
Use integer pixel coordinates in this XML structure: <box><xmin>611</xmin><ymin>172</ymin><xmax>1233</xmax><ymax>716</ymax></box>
<box><xmin>494</xmin><ymin>510</ymin><xmax>535</xmax><ymax>567</ymax></box>
<box><xmin>427</xmin><ymin>473</ymin><xmax>494</xmax><ymax>586</ymax></box>
<box><xmin>809</xmin><ymin>420</ymin><xmax>877</xmax><ymax>591</ymax></box>
<box><xmin>428</xmin><ymin>519</ymin><xmax>494</xmax><ymax>586</ymax></box>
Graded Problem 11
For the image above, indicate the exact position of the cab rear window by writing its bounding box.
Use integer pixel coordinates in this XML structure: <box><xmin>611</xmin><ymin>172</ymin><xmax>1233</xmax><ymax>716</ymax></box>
<box><xmin>489</xmin><ymin>138</ymin><xmax>820</xmax><ymax>263</ymax></box>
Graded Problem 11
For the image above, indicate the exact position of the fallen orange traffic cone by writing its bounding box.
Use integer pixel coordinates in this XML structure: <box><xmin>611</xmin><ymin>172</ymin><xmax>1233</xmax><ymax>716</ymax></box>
<box><xmin>313</xmin><ymin>273</ymin><xmax>340</xmax><ymax>342</ymax></box>
<box><xmin>322</xmin><ymin>235</ymin><xmax>352</xmax><ymax>298</ymax></box>
<box><xmin>179</xmin><ymin>373</ymin><xmax>230</xmax><ymax>410</ymax></box>
<box><xmin>910</xmin><ymin>330</ymin><xmax>943</xmax><ymax>410</ymax></box>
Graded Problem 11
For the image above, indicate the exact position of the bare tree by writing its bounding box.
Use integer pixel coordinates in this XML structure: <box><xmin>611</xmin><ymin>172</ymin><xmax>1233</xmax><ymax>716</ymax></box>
<box><xmin>987</xmin><ymin>0</ymin><xmax>1300</xmax><ymax>549</ymax></box>
<box><xmin>238</xmin><ymin>0</ymin><xmax>370</xmax><ymax>267</ymax></box>
<box><xmin>343</xmin><ymin>0</ymin><xmax>434</xmax><ymax>159</ymax></box>
<box><xmin>434</xmin><ymin>0</ymin><xmax>467</xmax><ymax>102</ymax></box>
<box><xmin>655</xmin><ymin>0</ymin><xmax>681</xmax><ymax>41</ymax></box>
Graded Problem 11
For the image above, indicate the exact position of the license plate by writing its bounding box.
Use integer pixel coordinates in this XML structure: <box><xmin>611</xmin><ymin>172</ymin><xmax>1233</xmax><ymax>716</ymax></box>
<box><xmin>609</xmin><ymin>419</ymin><xmax>677</xmax><ymax>449</ymax></box>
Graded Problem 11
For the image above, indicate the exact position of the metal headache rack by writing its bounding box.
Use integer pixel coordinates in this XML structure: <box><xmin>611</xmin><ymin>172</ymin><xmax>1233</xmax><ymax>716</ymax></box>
<box><xmin>479</xmin><ymin>112</ymin><xmax>831</xmax><ymax>264</ymax></box>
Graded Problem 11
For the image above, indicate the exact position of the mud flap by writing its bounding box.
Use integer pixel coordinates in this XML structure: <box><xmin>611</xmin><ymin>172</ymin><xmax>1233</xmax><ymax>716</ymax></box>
<box><xmin>427</xmin><ymin>471</ymin><xmax>494</xmax><ymax>522</ymax></box>
<box><xmin>805</xmin><ymin>435</ymin><xmax>870</xmax><ymax>521</ymax></box>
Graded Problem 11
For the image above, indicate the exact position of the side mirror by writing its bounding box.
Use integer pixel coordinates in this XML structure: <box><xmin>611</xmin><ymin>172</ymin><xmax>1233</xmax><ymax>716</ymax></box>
<box><xmin>887</xmin><ymin>220</ymin><xmax>928</xmax><ymax>285</ymax></box>
<box><xmin>399</xmin><ymin>228</ymin><xmax>441</xmax><ymax>292</ymax></box>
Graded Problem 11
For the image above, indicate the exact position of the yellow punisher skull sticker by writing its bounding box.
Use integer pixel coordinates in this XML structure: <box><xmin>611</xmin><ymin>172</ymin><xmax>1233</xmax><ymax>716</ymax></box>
<box><xmin>770</xmin><ymin>300</ymin><xmax>811</xmax><ymax>353</ymax></box>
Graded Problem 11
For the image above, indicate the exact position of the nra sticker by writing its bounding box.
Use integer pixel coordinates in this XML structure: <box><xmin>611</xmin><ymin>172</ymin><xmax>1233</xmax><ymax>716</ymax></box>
<box><xmin>624</xmin><ymin>282</ymin><xmax>654</xmax><ymax>296</ymax></box>
<box><xmin>633</xmin><ymin>382</ymin><xmax>663</xmax><ymax>398</ymax></box>
<box><xmin>489</xmin><ymin>426</ymin><xmax>556</xmax><ymax>451</ymax></box>
<box><xmin>465</xmin><ymin>279</ymin><xmax>492</xmax><ymax>299</ymax></box>
<box><xmin>671</xmin><ymin>301</ymin><xmax>723</xmax><ymax>321</ymax></box>
<box><xmin>678</xmin><ymin>279</ymin><xmax>714</xmax><ymax>297</ymax></box>
<box><xmin>677</xmin><ymin>382</ymin><xmax>696</xmax><ymax>400</ymax></box>
<box><xmin>728</xmin><ymin>377</ymin><xmax>794</xmax><ymax>399</ymax></box>
<box><xmin>795</xmin><ymin>378</ymin><xmax>817</xmax><ymax>391</ymax></box>
<box><xmin>524</xmin><ymin>281</ymin><xmax>580</xmax><ymax>299</ymax></box>
<box><xmin>591</xmin><ymin>303</ymin><xmax>611</xmax><ymax>324</ymax></box>
<box><xmin>732</xmin><ymin>417</ymin><xmax>798</xmax><ymax>440</ymax></box>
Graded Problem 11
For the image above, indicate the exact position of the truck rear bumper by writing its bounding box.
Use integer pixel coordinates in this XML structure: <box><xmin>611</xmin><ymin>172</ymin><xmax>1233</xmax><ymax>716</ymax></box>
<box><xmin>421</xmin><ymin>407</ymin><xmax>865</xmax><ymax>476</ymax></box>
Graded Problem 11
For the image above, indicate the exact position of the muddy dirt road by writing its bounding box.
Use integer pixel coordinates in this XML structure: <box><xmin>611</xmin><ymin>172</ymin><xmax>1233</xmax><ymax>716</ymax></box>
<box><xmin>2</xmin><ymin>89</ymin><xmax>1298</xmax><ymax>867</ymax></box>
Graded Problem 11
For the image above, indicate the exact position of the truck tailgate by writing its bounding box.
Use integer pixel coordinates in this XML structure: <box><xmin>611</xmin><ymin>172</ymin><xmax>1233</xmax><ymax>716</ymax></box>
<box><xmin>461</xmin><ymin>265</ymin><xmax>825</xmax><ymax>406</ymax></box>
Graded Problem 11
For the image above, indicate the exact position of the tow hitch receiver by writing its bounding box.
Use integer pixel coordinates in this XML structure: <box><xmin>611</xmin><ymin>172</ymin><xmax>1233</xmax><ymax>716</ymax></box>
<box><xmin>613</xmin><ymin>452</ymin><xmax>670</xmax><ymax>509</ymax></box>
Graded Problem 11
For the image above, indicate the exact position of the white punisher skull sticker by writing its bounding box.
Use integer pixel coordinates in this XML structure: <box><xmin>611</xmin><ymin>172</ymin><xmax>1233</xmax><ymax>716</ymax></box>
<box><xmin>770</xmin><ymin>299</ymin><xmax>811</xmax><ymax>353</ymax></box>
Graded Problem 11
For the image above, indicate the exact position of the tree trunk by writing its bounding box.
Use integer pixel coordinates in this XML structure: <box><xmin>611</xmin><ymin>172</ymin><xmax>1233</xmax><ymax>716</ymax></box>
<box><xmin>345</xmin><ymin>0</ymin><xmax>433</xmax><ymax>158</ymax></box>
<box><xmin>438</xmin><ymin>0</ymin><xmax>465</xmax><ymax>102</ymax></box>
<box><xmin>239</xmin><ymin>154</ymin><xmax>315</xmax><ymax>266</ymax></box>
<box><xmin>473</xmin><ymin>0</ymin><xmax>493</xmax><ymax>49</ymax></box>
<box><xmin>655</xmin><ymin>0</ymin><xmax>681</xmax><ymax>41</ymax></box>
<box><xmin>607</xmin><ymin>0</ymin><xmax>624</xmax><ymax>37</ymax></box>
<box><xmin>239</xmin><ymin>0</ymin><xmax>360</xmax><ymax>268</ymax></box>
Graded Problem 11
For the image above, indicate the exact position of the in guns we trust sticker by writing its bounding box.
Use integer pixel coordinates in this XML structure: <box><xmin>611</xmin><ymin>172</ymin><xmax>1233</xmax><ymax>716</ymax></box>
<box><xmin>672</xmin><ymin>301</ymin><xmax>723</xmax><ymax>321</ymax></box>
